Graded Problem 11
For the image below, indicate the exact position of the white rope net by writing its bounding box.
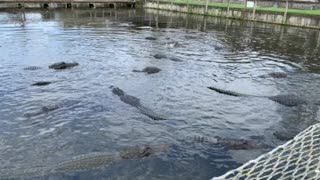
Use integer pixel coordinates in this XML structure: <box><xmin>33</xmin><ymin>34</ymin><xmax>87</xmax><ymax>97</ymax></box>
<box><xmin>212</xmin><ymin>123</ymin><xmax>320</xmax><ymax>180</ymax></box>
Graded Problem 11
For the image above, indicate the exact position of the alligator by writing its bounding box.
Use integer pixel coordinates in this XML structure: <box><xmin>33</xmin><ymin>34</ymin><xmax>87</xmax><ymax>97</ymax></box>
<box><xmin>273</xmin><ymin>131</ymin><xmax>295</xmax><ymax>141</ymax></box>
<box><xmin>120</xmin><ymin>145</ymin><xmax>160</xmax><ymax>159</ymax></box>
<box><xmin>50</xmin><ymin>153</ymin><xmax>116</xmax><ymax>175</ymax></box>
<box><xmin>31</xmin><ymin>80</ymin><xmax>63</xmax><ymax>86</ymax></box>
<box><xmin>49</xmin><ymin>62</ymin><xmax>79</xmax><ymax>70</ymax></box>
<box><xmin>0</xmin><ymin>145</ymin><xmax>168</xmax><ymax>179</ymax></box>
<box><xmin>189</xmin><ymin>136</ymin><xmax>271</xmax><ymax>150</ymax></box>
<box><xmin>112</xmin><ymin>87</ymin><xmax>166</xmax><ymax>120</ymax></box>
<box><xmin>207</xmin><ymin>86</ymin><xmax>307</xmax><ymax>107</ymax></box>
<box><xmin>145</xmin><ymin>37</ymin><xmax>157</xmax><ymax>40</ymax></box>
<box><xmin>23</xmin><ymin>105</ymin><xmax>60</xmax><ymax>118</ymax></box>
<box><xmin>52</xmin><ymin>145</ymin><xmax>162</xmax><ymax>173</ymax></box>
<box><xmin>259</xmin><ymin>72</ymin><xmax>288</xmax><ymax>78</ymax></box>
<box><xmin>166</xmin><ymin>42</ymin><xmax>178</xmax><ymax>48</ymax></box>
<box><xmin>153</xmin><ymin>53</ymin><xmax>182</xmax><ymax>62</ymax></box>
<box><xmin>31</xmin><ymin>81</ymin><xmax>52</xmax><ymax>86</ymax></box>
<box><xmin>132</xmin><ymin>67</ymin><xmax>161</xmax><ymax>74</ymax></box>
<box><xmin>23</xmin><ymin>66</ymin><xmax>42</xmax><ymax>70</ymax></box>
<box><xmin>154</xmin><ymin>53</ymin><xmax>167</xmax><ymax>59</ymax></box>
<box><xmin>213</xmin><ymin>45</ymin><xmax>223</xmax><ymax>51</ymax></box>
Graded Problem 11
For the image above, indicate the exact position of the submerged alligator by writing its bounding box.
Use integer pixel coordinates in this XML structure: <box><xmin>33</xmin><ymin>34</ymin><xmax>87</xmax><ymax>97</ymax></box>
<box><xmin>259</xmin><ymin>72</ymin><xmax>288</xmax><ymax>78</ymax></box>
<box><xmin>23</xmin><ymin>105</ymin><xmax>60</xmax><ymax>118</ymax></box>
<box><xmin>49</xmin><ymin>62</ymin><xmax>79</xmax><ymax>70</ymax></box>
<box><xmin>31</xmin><ymin>80</ymin><xmax>64</xmax><ymax>86</ymax></box>
<box><xmin>189</xmin><ymin>136</ymin><xmax>271</xmax><ymax>150</ymax></box>
<box><xmin>212</xmin><ymin>45</ymin><xmax>223</xmax><ymax>51</ymax></box>
<box><xmin>0</xmin><ymin>138</ymin><xmax>271</xmax><ymax>179</ymax></box>
<box><xmin>0</xmin><ymin>145</ymin><xmax>168</xmax><ymax>179</ymax></box>
<box><xmin>132</xmin><ymin>67</ymin><xmax>161</xmax><ymax>74</ymax></box>
<box><xmin>112</xmin><ymin>87</ymin><xmax>166</xmax><ymax>120</ymax></box>
<box><xmin>154</xmin><ymin>53</ymin><xmax>183</xmax><ymax>62</ymax></box>
<box><xmin>145</xmin><ymin>37</ymin><xmax>157</xmax><ymax>40</ymax></box>
<box><xmin>166</xmin><ymin>42</ymin><xmax>179</xmax><ymax>48</ymax></box>
<box><xmin>31</xmin><ymin>81</ymin><xmax>52</xmax><ymax>86</ymax></box>
<box><xmin>208</xmin><ymin>86</ymin><xmax>307</xmax><ymax>107</ymax></box>
<box><xmin>23</xmin><ymin>66</ymin><xmax>42</xmax><ymax>71</ymax></box>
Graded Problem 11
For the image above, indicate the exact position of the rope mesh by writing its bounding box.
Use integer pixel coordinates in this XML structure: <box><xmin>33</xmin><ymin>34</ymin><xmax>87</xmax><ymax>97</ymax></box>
<box><xmin>212</xmin><ymin>123</ymin><xmax>320</xmax><ymax>180</ymax></box>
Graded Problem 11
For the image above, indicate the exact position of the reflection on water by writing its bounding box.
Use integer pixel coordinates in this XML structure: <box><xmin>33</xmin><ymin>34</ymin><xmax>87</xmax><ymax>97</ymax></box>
<box><xmin>0</xmin><ymin>8</ymin><xmax>320</xmax><ymax>180</ymax></box>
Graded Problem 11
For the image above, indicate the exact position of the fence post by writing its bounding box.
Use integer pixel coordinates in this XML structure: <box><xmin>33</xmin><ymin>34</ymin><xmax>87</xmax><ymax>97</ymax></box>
<box><xmin>157</xmin><ymin>0</ymin><xmax>159</xmax><ymax>9</ymax></box>
<box><xmin>252</xmin><ymin>0</ymin><xmax>257</xmax><ymax>20</ymax></box>
<box><xmin>156</xmin><ymin>10</ymin><xmax>159</xmax><ymax>30</ymax></box>
<box><xmin>205</xmin><ymin>0</ymin><xmax>209</xmax><ymax>14</ymax></box>
<box><xmin>244</xmin><ymin>0</ymin><xmax>247</xmax><ymax>8</ymax></box>
<box><xmin>227</xmin><ymin>0</ymin><xmax>230</xmax><ymax>17</ymax></box>
<box><xmin>317</xmin><ymin>31</ymin><xmax>320</xmax><ymax>48</ymax></box>
<box><xmin>279</xmin><ymin>26</ymin><xmax>284</xmax><ymax>40</ymax></box>
<box><xmin>283</xmin><ymin>0</ymin><xmax>288</xmax><ymax>24</ymax></box>
<box><xmin>187</xmin><ymin>0</ymin><xmax>189</xmax><ymax>12</ymax></box>
<box><xmin>203</xmin><ymin>16</ymin><xmax>207</xmax><ymax>31</ymax></box>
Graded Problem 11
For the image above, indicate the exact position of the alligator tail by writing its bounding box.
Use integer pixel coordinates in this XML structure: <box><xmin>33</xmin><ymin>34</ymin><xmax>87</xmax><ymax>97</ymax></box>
<box><xmin>136</xmin><ymin>105</ymin><xmax>166</xmax><ymax>120</ymax></box>
<box><xmin>207</xmin><ymin>86</ymin><xmax>249</xmax><ymax>97</ymax></box>
<box><xmin>132</xmin><ymin>70</ymin><xmax>143</xmax><ymax>73</ymax></box>
<box><xmin>0</xmin><ymin>166</ymin><xmax>51</xmax><ymax>179</ymax></box>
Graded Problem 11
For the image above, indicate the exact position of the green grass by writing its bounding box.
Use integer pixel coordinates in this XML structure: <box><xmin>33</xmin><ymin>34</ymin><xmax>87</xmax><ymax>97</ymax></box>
<box><xmin>160</xmin><ymin>0</ymin><xmax>320</xmax><ymax>16</ymax></box>
<box><xmin>257</xmin><ymin>7</ymin><xmax>320</xmax><ymax>16</ymax></box>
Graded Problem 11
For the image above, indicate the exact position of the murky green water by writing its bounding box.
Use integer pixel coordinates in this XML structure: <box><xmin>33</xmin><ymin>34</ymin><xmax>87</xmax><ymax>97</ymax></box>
<box><xmin>0</xmin><ymin>8</ymin><xmax>320</xmax><ymax>180</ymax></box>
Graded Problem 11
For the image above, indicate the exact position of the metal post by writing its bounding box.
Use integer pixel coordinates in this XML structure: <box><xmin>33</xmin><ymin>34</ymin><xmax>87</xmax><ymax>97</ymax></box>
<box><xmin>283</xmin><ymin>0</ymin><xmax>288</xmax><ymax>24</ymax></box>
<box><xmin>205</xmin><ymin>0</ymin><xmax>209</xmax><ymax>14</ymax></box>
<box><xmin>252</xmin><ymin>0</ymin><xmax>257</xmax><ymax>20</ymax></box>
<box><xmin>157</xmin><ymin>0</ymin><xmax>159</xmax><ymax>9</ymax></box>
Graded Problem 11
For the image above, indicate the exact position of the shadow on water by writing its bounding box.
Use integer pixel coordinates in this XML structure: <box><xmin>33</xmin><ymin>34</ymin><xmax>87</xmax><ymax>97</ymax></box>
<box><xmin>0</xmin><ymin>8</ymin><xmax>320</xmax><ymax>179</ymax></box>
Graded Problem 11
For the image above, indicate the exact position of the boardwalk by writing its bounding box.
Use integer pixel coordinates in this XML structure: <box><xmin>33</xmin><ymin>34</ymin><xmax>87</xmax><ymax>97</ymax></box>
<box><xmin>0</xmin><ymin>0</ymin><xmax>136</xmax><ymax>9</ymax></box>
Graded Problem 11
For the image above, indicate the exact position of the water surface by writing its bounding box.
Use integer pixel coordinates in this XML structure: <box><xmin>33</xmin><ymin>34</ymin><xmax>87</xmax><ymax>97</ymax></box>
<box><xmin>0</xmin><ymin>8</ymin><xmax>320</xmax><ymax>180</ymax></box>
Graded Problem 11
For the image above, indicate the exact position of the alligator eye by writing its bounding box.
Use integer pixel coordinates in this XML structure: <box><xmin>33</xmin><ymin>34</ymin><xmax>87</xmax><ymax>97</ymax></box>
<box><xmin>140</xmin><ymin>147</ymin><xmax>152</xmax><ymax>157</ymax></box>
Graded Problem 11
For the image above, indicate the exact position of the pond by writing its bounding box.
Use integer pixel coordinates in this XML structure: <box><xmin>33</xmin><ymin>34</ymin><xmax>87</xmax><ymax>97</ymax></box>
<box><xmin>0</xmin><ymin>8</ymin><xmax>320</xmax><ymax>180</ymax></box>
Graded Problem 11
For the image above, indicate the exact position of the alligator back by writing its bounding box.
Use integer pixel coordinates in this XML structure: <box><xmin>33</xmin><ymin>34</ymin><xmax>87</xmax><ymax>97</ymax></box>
<box><xmin>136</xmin><ymin>106</ymin><xmax>166</xmax><ymax>120</ymax></box>
<box><xmin>52</xmin><ymin>153</ymin><xmax>116</xmax><ymax>173</ymax></box>
<box><xmin>0</xmin><ymin>166</ymin><xmax>50</xmax><ymax>179</ymax></box>
<box><xmin>120</xmin><ymin>95</ymin><xmax>141</xmax><ymax>107</ymax></box>
<box><xmin>268</xmin><ymin>94</ymin><xmax>307</xmax><ymax>107</ymax></box>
